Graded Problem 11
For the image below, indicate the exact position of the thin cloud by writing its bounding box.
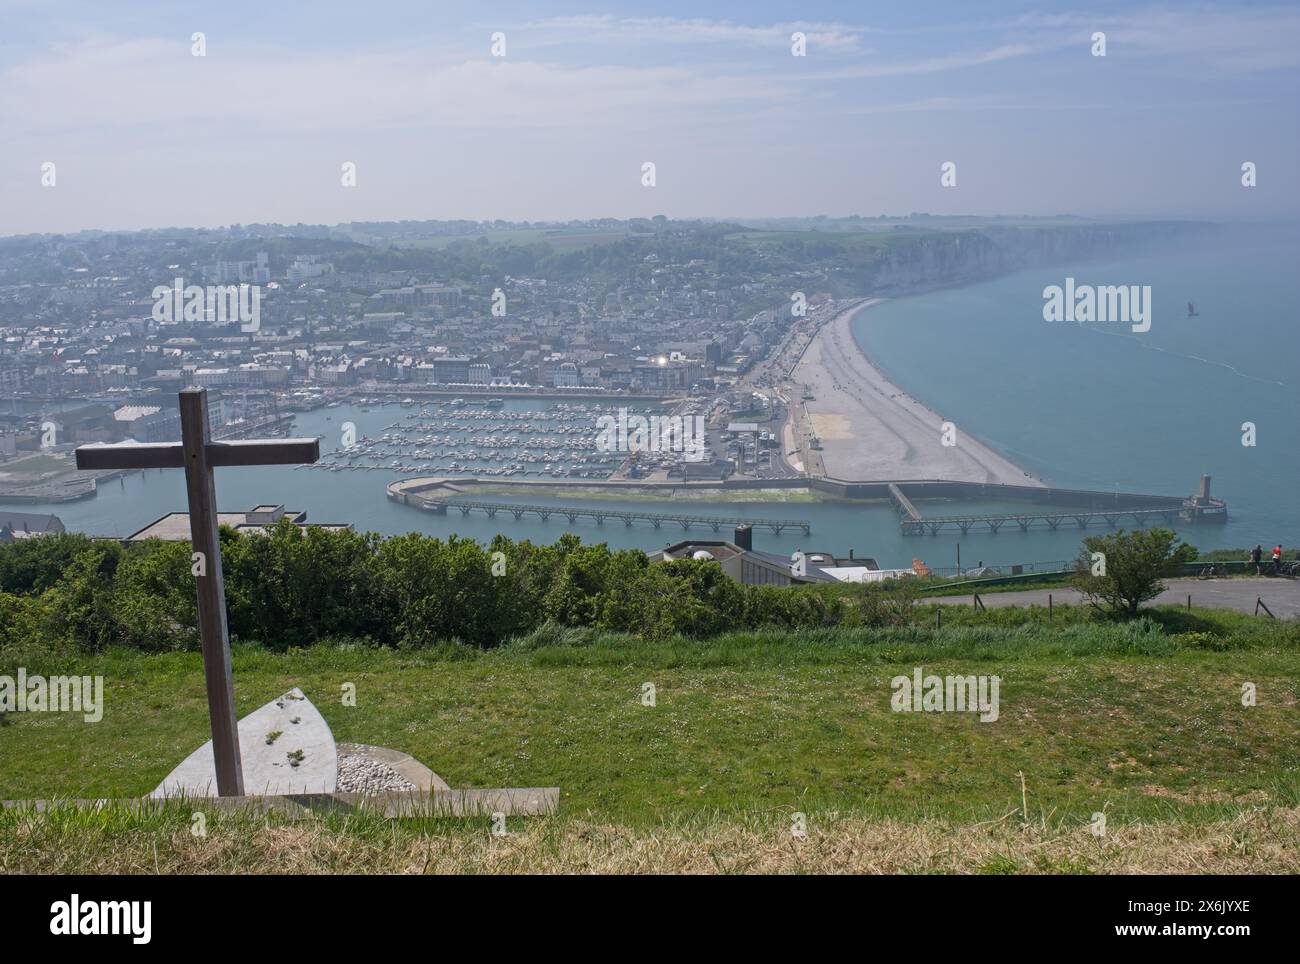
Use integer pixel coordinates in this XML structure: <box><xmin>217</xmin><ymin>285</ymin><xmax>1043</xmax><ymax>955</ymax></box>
<box><xmin>1015</xmin><ymin>7</ymin><xmax>1300</xmax><ymax>72</ymax></box>
<box><xmin>815</xmin><ymin>41</ymin><xmax>1066</xmax><ymax>80</ymax></box>
<box><xmin>0</xmin><ymin>38</ymin><xmax>795</xmax><ymax>137</ymax></box>
<box><xmin>520</xmin><ymin>15</ymin><xmax>868</xmax><ymax>51</ymax></box>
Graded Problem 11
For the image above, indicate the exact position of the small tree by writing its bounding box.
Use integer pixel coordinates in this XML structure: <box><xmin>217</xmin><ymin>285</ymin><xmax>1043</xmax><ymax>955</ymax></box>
<box><xmin>858</xmin><ymin>576</ymin><xmax>919</xmax><ymax>628</ymax></box>
<box><xmin>1071</xmin><ymin>528</ymin><xmax>1196</xmax><ymax>617</ymax></box>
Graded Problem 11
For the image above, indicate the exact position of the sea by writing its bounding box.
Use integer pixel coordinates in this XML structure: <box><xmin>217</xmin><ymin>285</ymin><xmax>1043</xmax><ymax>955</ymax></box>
<box><xmin>852</xmin><ymin>221</ymin><xmax>1300</xmax><ymax>561</ymax></box>
<box><xmin>9</xmin><ymin>222</ymin><xmax>1297</xmax><ymax>572</ymax></box>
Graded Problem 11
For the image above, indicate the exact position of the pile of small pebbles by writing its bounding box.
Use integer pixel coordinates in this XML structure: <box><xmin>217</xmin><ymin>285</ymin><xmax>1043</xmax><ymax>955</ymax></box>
<box><xmin>336</xmin><ymin>749</ymin><xmax>417</xmax><ymax>794</ymax></box>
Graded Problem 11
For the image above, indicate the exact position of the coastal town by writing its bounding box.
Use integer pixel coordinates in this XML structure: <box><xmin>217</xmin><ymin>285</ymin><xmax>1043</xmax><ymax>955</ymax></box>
<box><xmin>0</xmin><ymin>217</ymin><xmax>1230</xmax><ymax>540</ymax></box>
<box><xmin>1</xmin><ymin>218</ymin><xmax>859</xmax><ymax>502</ymax></box>
<box><xmin>0</xmin><ymin>219</ymin><xmax>817</xmax><ymax>403</ymax></box>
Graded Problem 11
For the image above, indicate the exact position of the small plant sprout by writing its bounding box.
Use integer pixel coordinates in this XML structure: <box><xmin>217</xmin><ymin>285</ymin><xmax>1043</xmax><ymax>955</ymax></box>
<box><xmin>1018</xmin><ymin>771</ymin><xmax>1030</xmax><ymax>828</ymax></box>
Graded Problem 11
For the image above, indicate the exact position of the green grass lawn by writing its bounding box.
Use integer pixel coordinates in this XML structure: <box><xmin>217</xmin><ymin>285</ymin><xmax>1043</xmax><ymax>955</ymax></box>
<box><xmin>463</xmin><ymin>485</ymin><xmax>827</xmax><ymax>504</ymax></box>
<box><xmin>4</xmin><ymin>610</ymin><xmax>1297</xmax><ymax>824</ymax></box>
<box><xmin>4</xmin><ymin>607</ymin><xmax>1297</xmax><ymax>872</ymax></box>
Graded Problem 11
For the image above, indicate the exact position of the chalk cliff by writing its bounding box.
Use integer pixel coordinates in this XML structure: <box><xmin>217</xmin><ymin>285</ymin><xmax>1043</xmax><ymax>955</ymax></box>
<box><xmin>859</xmin><ymin>221</ymin><xmax>1214</xmax><ymax>294</ymax></box>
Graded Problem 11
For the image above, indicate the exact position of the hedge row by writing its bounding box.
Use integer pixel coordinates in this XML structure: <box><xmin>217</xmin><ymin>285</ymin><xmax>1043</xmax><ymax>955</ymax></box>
<box><xmin>0</xmin><ymin>523</ymin><xmax>858</xmax><ymax>651</ymax></box>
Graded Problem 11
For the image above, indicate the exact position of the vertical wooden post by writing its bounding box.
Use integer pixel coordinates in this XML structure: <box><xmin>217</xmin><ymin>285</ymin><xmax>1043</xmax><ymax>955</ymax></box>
<box><xmin>76</xmin><ymin>391</ymin><xmax>318</xmax><ymax>798</ymax></box>
<box><xmin>179</xmin><ymin>388</ymin><xmax>244</xmax><ymax>796</ymax></box>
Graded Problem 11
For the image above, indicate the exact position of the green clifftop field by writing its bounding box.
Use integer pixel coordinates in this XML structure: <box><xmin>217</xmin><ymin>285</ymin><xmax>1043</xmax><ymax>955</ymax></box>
<box><xmin>3</xmin><ymin>528</ymin><xmax>1296</xmax><ymax>873</ymax></box>
<box><xmin>3</xmin><ymin>610</ymin><xmax>1298</xmax><ymax>874</ymax></box>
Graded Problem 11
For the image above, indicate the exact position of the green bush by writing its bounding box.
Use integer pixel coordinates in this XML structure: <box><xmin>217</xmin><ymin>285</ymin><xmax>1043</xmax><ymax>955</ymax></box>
<box><xmin>0</xmin><ymin>524</ymin><xmax>1283</xmax><ymax>654</ymax></box>
<box><xmin>0</xmin><ymin>524</ymin><xmax>849</xmax><ymax>651</ymax></box>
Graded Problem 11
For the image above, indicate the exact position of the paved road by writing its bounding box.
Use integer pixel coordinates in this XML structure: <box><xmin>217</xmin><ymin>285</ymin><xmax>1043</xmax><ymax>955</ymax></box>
<box><xmin>929</xmin><ymin>577</ymin><xmax>1300</xmax><ymax>618</ymax></box>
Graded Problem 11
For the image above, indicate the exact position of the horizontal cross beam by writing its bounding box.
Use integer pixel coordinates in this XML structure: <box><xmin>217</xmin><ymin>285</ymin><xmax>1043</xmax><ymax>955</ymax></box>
<box><xmin>75</xmin><ymin>442</ymin><xmax>183</xmax><ymax>470</ymax></box>
<box><xmin>76</xmin><ymin>438</ymin><xmax>320</xmax><ymax>471</ymax></box>
<box><xmin>207</xmin><ymin>439</ymin><xmax>321</xmax><ymax>467</ymax></box>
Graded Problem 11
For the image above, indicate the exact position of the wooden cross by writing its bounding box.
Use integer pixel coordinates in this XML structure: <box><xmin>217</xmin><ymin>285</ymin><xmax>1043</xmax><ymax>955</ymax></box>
<box><xmin>75</xmin><ymin>388</ymin><xmax>320</xmax><ymax>796</ymax></box>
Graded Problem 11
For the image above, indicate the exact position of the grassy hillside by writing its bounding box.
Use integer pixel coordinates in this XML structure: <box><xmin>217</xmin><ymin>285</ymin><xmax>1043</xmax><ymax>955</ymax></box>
<box><xmin>2</xmin><ymin>605</ymin><xmax>1297</xmax><ymax>872</ymax></box>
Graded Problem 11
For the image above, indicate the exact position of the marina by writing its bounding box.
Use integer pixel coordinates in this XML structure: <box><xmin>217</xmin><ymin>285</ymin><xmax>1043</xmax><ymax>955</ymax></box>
<box><xmin>299</xmin><ymin>399</ymin><xmax>666</xmax><ymax>480</ymax></box>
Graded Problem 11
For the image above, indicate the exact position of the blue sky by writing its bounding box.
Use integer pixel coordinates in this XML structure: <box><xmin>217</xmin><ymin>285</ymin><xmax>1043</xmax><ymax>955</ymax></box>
<box><xmin>1</xmin><ymin>1</ymin><xmax>1296</xmax><ymax>233</ymax></box>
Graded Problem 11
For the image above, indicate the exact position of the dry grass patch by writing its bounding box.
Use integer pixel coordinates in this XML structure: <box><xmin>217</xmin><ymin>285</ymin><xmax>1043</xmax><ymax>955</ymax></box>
<box><xmin>3</xmin><ymin>806</ymin><xmax>1296</xmax><ymax>874</ymax></box>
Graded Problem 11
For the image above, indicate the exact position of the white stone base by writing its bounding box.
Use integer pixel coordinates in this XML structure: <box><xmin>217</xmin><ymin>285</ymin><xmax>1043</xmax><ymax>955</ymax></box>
<box><xmin>152</xmin><ymin>688</ymin><xmax>337</xmax><ymax>798</ymax></box>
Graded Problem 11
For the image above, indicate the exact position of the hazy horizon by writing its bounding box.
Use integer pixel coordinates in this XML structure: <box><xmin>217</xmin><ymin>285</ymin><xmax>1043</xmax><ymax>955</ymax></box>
<box><xmin>2</xmin><ymin>0</ymin><xmax>1297</xmax><ymax>236</ymax></box>
<box><xmin>7</xmin><ymin>213</ymin><xmax>1296</xmax><ymax>243</ymax></box>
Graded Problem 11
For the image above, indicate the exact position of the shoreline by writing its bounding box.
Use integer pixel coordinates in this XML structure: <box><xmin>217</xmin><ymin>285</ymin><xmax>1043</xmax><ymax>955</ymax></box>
<box><xmin>793</xmin><ymin>299</ymin><xmax>1045</xmax><ymax>487</ymax></box>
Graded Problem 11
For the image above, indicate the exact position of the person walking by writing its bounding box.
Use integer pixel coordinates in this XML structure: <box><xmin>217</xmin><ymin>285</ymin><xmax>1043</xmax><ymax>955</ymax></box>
<box><xmin>1250</xmin><ymin>544</ymin><xmax>1263</xmax><ymax>575</ymax></box>
<box><xmin>1271</xmin><ymin>544</ymin><xmax>1283</xmax><ymax>575</ymax></box>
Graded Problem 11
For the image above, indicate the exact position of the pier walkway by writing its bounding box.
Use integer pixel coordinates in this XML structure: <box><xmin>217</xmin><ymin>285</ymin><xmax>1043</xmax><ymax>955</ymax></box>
<box><xmin>422</xmin><ymin>498</ymin><xmax>811</xmax><ymax>535</ymax></box>
<box><xmin>888</xmin><ymin>483</ymin><xmax>922</xmax><ymax>523</ymax></box>
<box><xmin>901</xmin><ymin>505</ymin><xmax>1186</xmax><ymax>536</ymax></box>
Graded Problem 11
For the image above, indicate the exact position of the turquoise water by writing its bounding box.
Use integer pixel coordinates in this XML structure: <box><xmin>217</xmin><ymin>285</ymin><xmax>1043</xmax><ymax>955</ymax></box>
<box><xmin>854</xmin><ymin>223</ymin><xmax>1300</xmax><ymax>553</ymax></box>
<box><xmin>9</xmin><ymin>225</ymin><xmax>1294</xmax><ymax>568</ymax></box>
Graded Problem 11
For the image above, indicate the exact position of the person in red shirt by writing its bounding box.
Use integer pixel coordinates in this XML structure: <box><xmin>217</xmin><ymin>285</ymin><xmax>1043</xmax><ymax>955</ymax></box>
<box><xmin>1272</xmin><ymin>545</ymin><xmax>1283</xmax><ymax>574</ymax></box>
